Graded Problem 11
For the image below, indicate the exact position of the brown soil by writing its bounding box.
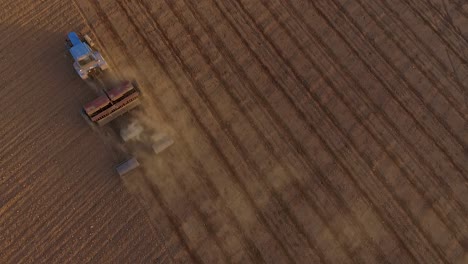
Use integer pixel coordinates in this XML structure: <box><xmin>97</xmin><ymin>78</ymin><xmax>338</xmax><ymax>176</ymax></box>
<box><xmin>1</xmin><ymin>0</ymin><xmax>467</xmax><ymax>263</ymax></box>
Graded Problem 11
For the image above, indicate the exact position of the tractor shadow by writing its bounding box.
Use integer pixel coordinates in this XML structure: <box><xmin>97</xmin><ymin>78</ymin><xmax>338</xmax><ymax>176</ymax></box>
<box><xmin>0</xmin><ymin>21</ymin><xmax>126</xmax><ymax>182</ymax></box>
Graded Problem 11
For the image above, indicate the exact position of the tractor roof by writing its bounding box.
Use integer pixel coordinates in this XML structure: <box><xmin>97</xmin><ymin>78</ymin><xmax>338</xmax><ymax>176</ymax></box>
<box><xmin>67</xmin><ymin>32</ymin><xmax>82</xmax><ymax>46</ymax></box>
<box><xmin>70</xmin><ymin>42</ymin><xmax>92</xmax><ymax>61</ymax></box>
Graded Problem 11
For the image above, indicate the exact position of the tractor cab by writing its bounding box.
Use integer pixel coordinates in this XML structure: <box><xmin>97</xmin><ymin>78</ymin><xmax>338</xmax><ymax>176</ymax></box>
<box><xmin>66</xmin><ymin>32</ymin><xmax>109</xmax><ymax>80</ymax></box>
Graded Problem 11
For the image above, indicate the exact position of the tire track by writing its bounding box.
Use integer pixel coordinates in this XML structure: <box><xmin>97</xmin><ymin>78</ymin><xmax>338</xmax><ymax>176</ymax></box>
<box><xmin>130</xmin><ymin>0</ymin><xmax>321</xmax><ymax>262</ymax></box>
<box><xmin>127</xmin><ymin>174</ymin><xmax>192</xmax><ymax>264</ymax></box>
<box><xmin>91</xmin><ymin>0</ymin><xmax>270</xmax><ymax>260</ymax></box>
<box><xmin>140</xmin><ymin>175</ymin><xmax>203</xmax><ymax>264</ymax></box>
<box><xmin>405</xmin><ymin>0</ymin><xmax>468</xmax><ymax>45</ymax></box>
<box><xmin>176</xmin><ymin>1</ymin><xmax>399</xmax><ymax>263</ymax></box>
<box><xmin>280</xmin><ymin>0</ymin><xmax>468</xmax><ymax>252</ymax></box>
<box><xmin>355</xmin><ymin>0</ymin><xmax>468</xmax><ymax>138</ymax></box>
<box><xmin>425</xmin><ymin>0</ymin><xmax>468</xmax><ymax>40</ymax></box>
<box><xmin>399</xmin><ymin>0</ymin><xmax>468</xmax><ymax>63</ymax></box>
<box><xmin>158</xmin><ymin>151</ymin><xmax>259</xmax><ymax>264</ymax></box>
<box><xmin>120</xmin><ymin>0</ymin><xmax>320</xmax><ymax>262</ymax></box>
<box><xmin>179</xmin><ymin>1</ymin><xmax>360</xmax><ymax>262</ymax></box>
<box><xmin>272</xmin><ymin>0</ymin><xmax>466</xmax><ymax>260</ymax></box>
<box><xmin>1</xmin><ymin>0</ymin><xmax>158</xmax><ymax>262</ymax></box>
<box><xmin>350</xmin><ymin>0</ymin><xmax>465</xmax><ymax>170</ymax></box>
<box><xmin>453</xmin><ymin>0</ymin><xmax>468</xmax><ymax>19</ymax></box>
<box><xmin>80</xmin><ymin>0</ymin><xmax>257</xmax><ymax>262</ymax></box>
<box><xmin>282</xmin><ymin>0</ymin><xmax>463</xmax><ymax>260</ymax></box>
<box><xmin>317</xmin><ymin>0</ymin><xmax>468</xmax><ymax>178</ymax></box>
<box><xmin>77</xmin><ymin>2</ymin><xmax>203</xmax><ymax>263</ymax></box>
<box><xmin>373</xmin><ymin>0</ymin><xmax>466</xmax><ymax>108</ymax></box>
<box><xmin>125</xmin><ymin>141</ymin><xmax>231</xmax><ymax>262</ymax></box>
<box><xmin>206</xmin><ymin>0</ymin><xmax>424</xmax><ymax>262</ymax></box>
<box><xmin>63</xmin><ymin>0</ymin><xmax>468</xmax><ymax>262</ymax></box>
<box><xmin>208</xmin><ymin>0</ymin><xmax>416</xmax><ymax>262</ymax></box>
<box><xmin>226</xmin><ymin>0</ymin><xmax>454</xmax><ymax>262</ymax></box>
<box><xmin>145</xmin><ymin>162</ymin><xmax>231</xmax><ymax>264</ymax></box>
<box><xmin>71</xmin><ymin>0</ymin><xmax>122</xmax><ymax>81</ymax></box>
<box><xmin>275</xmin><ymin>0</ymin><xmax>468</xmax><ymax>242</ymax></box>
<box><xmin>149</xmin><ymin>0</ymin><xmax>334</xmax><ymax>262</ymax></box>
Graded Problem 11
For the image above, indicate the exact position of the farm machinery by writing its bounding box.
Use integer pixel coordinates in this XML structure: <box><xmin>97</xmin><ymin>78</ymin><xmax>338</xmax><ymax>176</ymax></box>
<box><xmin>66</xmin><ymin>31</ymin><xmax>109</xmax><ymax>80</ymax></box>
<box><xmin>66</xmin><ymin>31</ymin><xmax>173</xmax><ymax>176</ymax></box>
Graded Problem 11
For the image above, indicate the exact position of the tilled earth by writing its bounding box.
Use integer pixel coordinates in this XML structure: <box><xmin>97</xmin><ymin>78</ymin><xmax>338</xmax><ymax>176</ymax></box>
<box><xmin>0</xmin><ymin>0</ymin><xmax>467</xmax><ymax>263</ymax></box>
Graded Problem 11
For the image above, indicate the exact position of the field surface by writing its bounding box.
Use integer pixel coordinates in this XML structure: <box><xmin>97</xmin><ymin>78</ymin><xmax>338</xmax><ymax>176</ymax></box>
<box><xmin>0</xmin><ymin>0</ymin><xmax>467</xmax><ymax>263</ymax></box>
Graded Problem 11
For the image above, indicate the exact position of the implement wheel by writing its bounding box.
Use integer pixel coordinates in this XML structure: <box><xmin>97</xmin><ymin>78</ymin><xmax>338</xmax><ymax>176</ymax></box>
<box><xmin>116</xmin><ymin>157</ymin><xmax>140</xmax><ymax>176</ymax></box>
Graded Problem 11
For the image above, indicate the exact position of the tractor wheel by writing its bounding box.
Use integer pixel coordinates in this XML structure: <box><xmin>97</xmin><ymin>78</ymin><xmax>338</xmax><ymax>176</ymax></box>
<box><xmin>115</xmin><ymin>157</ymin><xmax>140</xmax><ymax>176</ymax></box>
<box><xmin>83</xmin><ymin>34</ymin><xmax>96</xmax><ymax>48</ymax></box>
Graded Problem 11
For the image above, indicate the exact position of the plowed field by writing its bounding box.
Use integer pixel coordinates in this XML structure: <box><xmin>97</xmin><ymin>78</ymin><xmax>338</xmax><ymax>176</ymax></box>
<box><xmin>1</xmin><ymin>0</ymin><xmax>467</xmax><ymax>263</ymax></box>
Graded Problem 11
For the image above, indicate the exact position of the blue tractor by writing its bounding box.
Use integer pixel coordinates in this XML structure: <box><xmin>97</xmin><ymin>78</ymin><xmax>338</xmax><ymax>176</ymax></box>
<box><xmin>66</xmin><ymin>32</ymin><xmax>109</xmax><ymax>80</ymax></box>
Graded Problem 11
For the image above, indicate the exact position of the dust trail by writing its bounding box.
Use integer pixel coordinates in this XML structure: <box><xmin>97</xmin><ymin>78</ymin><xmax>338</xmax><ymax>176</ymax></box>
<box><xmin>107</xmin><ymin>67</ymin><xmax>177</xmax><ymax>178</ymax></box>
